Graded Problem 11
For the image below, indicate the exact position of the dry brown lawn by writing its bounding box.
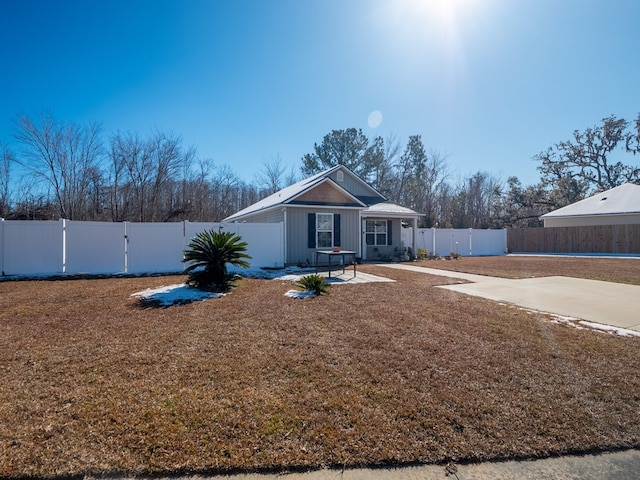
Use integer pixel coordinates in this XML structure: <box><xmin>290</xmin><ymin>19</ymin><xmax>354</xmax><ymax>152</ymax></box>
<box><xmin>415</xmin><ymin>254</ymin><xmax>640</xmax><ymax>285</ymax></box>
<box><xmin>1</xmin><ymin>257</ymin><xmax>639</xmax><ymax>478</ymax></box>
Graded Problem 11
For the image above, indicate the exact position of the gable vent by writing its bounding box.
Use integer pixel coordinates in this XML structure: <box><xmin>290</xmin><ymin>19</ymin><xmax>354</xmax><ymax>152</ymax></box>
<box><xmin>336</xmin><ymin>170</ymin><xmax>344</xmax><ymax>182</ymax></box>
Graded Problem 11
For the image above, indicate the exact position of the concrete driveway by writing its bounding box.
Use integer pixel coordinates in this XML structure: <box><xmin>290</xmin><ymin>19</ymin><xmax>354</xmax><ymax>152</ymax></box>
<box><xmin>378</xmin><ymin>264</ymin><xmax>640</xmax><ymax>334</ymax></box>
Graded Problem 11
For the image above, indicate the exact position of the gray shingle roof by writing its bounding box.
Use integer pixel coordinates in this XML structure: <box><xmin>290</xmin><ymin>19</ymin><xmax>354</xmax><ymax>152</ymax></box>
<box><xmin>224</xmin><ymin>165</ymin><xmax>422</xmax><ymax>221</ymax></box>
<box><xmin>363</xmin><ymin>201</ymin><xmax>423</xmax><ymax>217</ymax></box>
<box><xmin>224</xmin><ymin>166</ymin><xmax>368</xmax><ymax>221</ymax></box>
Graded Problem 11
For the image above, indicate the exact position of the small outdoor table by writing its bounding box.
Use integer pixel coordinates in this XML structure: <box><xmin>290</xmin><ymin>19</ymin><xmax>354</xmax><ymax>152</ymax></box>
<box><xmin>315</xmin><ymin>250</ymin><xmax>357</xmax><ymax>278</ymax></box>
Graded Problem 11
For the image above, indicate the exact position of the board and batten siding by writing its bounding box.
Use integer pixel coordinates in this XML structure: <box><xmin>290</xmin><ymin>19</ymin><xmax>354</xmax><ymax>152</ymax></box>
<box><xmin>286</xmin><ymin>207</ymin><xmax>360</xmax><ymax>265</ymax></box>
<box><xmin>327</xmin><ymin>170</ymin><xmax>375</xmax><ymax>198</ymax></box>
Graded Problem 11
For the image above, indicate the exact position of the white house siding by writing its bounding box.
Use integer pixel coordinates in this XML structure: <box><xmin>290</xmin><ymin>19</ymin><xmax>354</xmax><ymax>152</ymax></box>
<box><xmin>286</xmin><ymin>206</ymin><xmax>361</xmax><ymax>266</ymax></box>
<box><xmin>543</xmin><ymin>214</ymin><xmax>640</xmax><ymax>227</ymax></box>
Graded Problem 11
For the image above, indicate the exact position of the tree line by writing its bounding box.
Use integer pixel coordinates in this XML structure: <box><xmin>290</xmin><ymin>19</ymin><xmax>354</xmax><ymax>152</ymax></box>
<box><xmin>1</xmin><ymin>112</ymin><xmax>638</xmax><ymax>227</ymax></box>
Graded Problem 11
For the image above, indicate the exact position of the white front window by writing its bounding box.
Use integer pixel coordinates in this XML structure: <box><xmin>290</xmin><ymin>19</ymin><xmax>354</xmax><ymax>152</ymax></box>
<box><xmin>365</xmin><ymin>220</ymin><xmax>387</xmax><ymax>246</ymax></box>
<box><xmin>317</xmin><ymin>213</ymin><xmax>333</xmax><ymax>248</ymax></box>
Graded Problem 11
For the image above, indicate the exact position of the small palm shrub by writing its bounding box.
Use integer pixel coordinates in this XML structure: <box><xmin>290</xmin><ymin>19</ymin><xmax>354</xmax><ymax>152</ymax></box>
<box><xmin>183</xmin><ymin>230</ymin><xmax>251</xmax><ymax>291</ymax></box>
<box><xmin>297</xmin><ymin>274</ymin><xmax>329</xmax><ymax>296</ymax></box>
<box><xmin>417</xmin><ymin>248</ymin><xmax>429</xmax><ymax>260</ymax></box>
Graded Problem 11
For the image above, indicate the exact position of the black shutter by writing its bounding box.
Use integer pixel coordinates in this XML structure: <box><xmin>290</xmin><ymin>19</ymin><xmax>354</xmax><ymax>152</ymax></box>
<box><xmin>308</xmin><ymin>213</ymin><xmax>316</xmax><ymax>248</ymax></box>
<box><xmin>387</xmin><ymin>220</ymin><xmax>393</xmax><ymax>245</ymax></box>
<box><xmin>334</xmin><ymin>214</ymin><xmax>341</xmax><ymax>247</ymax></box>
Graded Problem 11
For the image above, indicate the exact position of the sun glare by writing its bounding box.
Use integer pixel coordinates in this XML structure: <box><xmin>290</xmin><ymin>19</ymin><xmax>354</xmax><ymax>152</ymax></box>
<box><xmin>381</xmin><ymin>0</ymin><xmax>483</xmax><ymax>35</ymax></box>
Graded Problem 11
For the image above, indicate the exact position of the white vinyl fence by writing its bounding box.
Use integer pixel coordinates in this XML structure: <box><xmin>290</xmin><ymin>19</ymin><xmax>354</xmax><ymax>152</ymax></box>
<box><xmin>403</xmin><ymin>227</ymin><xmax>507</xmax><ymax>257</ymax></box>
<box><xmin>0</xmin><ymin>219</ymin><xmax>284</xmax><ymax>277</ymax></box>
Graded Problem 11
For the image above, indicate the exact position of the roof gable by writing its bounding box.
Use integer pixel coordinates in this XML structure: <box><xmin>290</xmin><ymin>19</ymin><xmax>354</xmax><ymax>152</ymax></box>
<box><xmin>541</xmin><ymin>183</ymin><xmax>640</xmax><ymax>218</ymax></box>
<box><xmin>289</xmin><ymin>178</ymin><xmax>362</xmax><ymax>206</ymax></box>
<box><xmin>224</xmin><ymin>165</ymin><xmax>375</xmax><ymax>221</ymax></box>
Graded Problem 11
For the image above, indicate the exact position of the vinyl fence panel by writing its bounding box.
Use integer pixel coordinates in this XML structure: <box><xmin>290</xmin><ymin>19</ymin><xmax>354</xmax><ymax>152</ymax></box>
<box><xmin>407</xmin><ymin>227</ymin><xmax>507</xmax><ymax>257</ymax></box>
<box><xmin>468</xmin><ymin>228</ymin><xmax>508</xmax><ymax>255</ymax></box>
<box><xmin>65</xmin><ymin>221</ymin><xmax>126</xmax><ymax>274</ymax></box>
<box><xmin>184</xmin><ymin>222</ymin><xmax>220</xmax><ymax>244</ymax></box>
<box><xmin>1</xmin><ymin>219</ymin><xmax>286</xmax><ymax>278</ymax></box>
<box><xmin>236</xmin><ymin>222</ymin><xmax>285</xmax><ymax>269</ymax></box>
<box><xmin>185</xmin><ymin>221</ymin><xmax>285</xmax><ymax>269</ymax></box>
<box><xmin>1</xmin><ymin>220</ymin><xmax>64</xmax><ymax>276</ymax></box>
<box><xmin>126</xmin><ymin>222</ymin><xmax>185</xmax><ymax>274</ymax></box>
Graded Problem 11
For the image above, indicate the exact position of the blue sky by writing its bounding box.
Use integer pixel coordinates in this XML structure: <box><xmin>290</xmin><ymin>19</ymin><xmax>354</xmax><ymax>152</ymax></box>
<box><xmin>1</xmin><ymin>0</ymin><xmax>638</xmax><ymax>186</ymax></box>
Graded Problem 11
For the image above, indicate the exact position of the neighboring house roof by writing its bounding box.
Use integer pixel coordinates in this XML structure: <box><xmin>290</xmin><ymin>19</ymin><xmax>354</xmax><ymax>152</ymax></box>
<box><xmin>225</xmin><ymin>165</ymin><xmax>419</xmax><ymax>221</ymax></box>
<box><xmin>541</xmin><ymin>183</ymin><xmax>640</xmax><ymax>219</ymax></box>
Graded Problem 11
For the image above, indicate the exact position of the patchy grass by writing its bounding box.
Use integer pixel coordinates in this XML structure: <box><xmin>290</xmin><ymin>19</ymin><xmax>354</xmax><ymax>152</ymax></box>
<box><xmin>415</xmin><ymin>255</ymin><xmax>640</xmax><ymax>285</ymax></box>
<box><xmin>1</xmin><ymin>258</ymin><xmax>639</xmax><ymax>478</ymax></box>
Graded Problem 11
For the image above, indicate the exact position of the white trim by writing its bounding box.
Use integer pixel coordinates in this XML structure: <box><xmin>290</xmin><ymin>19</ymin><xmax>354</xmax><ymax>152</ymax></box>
<box><xmin>315</xmin><ymin>212</ymin><xmax>334</xmax><ymax>249</ymax></box>
<box><xmin>282</xmin><ymin>208</ymin><xmax>287</xmax><ymax>264</ymax></box>
<box><xmin>286</xmin><ymin>204</ymin><xmax>364</xmax><ymax>210</ymax></box>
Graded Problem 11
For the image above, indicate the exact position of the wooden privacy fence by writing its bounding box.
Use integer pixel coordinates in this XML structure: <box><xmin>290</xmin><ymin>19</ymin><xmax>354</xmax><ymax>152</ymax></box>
<box><xmin>507</xmin><ymin>225</ymin><xmax>640</xmax><ymax>254</ymax></box>
<box><xmin>0</xmin><ymin>219</ymin><xmax>285</xmax><ymax>277</ymax></box>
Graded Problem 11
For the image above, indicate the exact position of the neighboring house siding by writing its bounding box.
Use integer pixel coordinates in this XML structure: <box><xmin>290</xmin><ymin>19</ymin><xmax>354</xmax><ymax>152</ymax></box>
<box><xmin>286</xmin><ymin>207</ymin><xmax>360</xmax><ymax>265</ymax></box>
<box><xmin>544</xmin><ymin>214</ymin><xmax>640</xmax><ymax>227</ymax></box>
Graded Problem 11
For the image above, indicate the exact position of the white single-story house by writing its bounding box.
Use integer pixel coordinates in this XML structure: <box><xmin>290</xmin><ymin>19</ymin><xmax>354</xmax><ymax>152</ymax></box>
<box><xmin>540</xmin><ymin>183</ymin><xmax>640</xmax><ymax>227</ymax></box>
<box><xmin>224</xmin><ymin>165</ymin><xmax>423</xmax><ymax>265</ymax></box>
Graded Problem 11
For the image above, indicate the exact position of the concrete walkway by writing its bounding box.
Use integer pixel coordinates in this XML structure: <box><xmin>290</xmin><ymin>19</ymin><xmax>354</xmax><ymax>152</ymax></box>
<box><xmin>131</xmin><ymin>448</ymin><xmax>640</xmax><ymax>479</ymax></box>
<box><xmin>378</xmin><ymin>264</ymin><xmax>640</xmax><ymax>334</ymax></box>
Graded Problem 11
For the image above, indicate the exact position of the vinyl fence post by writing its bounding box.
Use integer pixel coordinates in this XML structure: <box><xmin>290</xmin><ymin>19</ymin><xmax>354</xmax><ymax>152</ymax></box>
<box><xmin>503</xmin><ymin>227</ymin><xmax>508</xmax><ymax>254</ymax></box>
<box><xmin>61</xmin><ymin>218</ymin><xmax>67</xmax><ymax>274</ymax></box>
<box><xmin>432</xmin><ymin>227</ymin><xmax>436</xmax><ymax>255</ymax></box>
<box><xmin>124</xmin><ymin>222</ymin><xmax>129</xmax><ymax>273</ymax></box>
<box><xmin>469</xmin><ymin>228</ymin><xmax>473</xmax><ymax>256</ymax></box>
<box><xmin>0</xmin><ymin>218</ymin><xmax>4</xmax><ymax>276</ymax></box>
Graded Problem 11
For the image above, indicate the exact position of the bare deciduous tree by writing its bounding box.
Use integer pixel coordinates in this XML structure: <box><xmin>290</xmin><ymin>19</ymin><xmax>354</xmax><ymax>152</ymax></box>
<box><xmin>109</xmin><ymin>129</ymin><xmax>190</xmax><ymax>221</ymax></box>
<box><xmin>0</xmin><ymin>142</ymin><xmax>13</xmax><ymax>217</ymax></box>
<box><xmin>536</xmin><ymin>115</ymin><xmax>640</xmax><ymax>192</ymax></box>
<box><xmin>255</xmin><ymin>154</ymin><xmax>288</xmax><ymax>196</ymax></box>
<box><xmin>14</xmin><ymin>113</ymin><xmax>104</xmax><ymax>220</ymax></box>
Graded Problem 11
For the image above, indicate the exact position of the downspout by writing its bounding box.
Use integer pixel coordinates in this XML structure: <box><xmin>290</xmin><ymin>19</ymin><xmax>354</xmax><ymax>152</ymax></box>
<box><xmin>360</xmin><ymin>215</ymin><xmax>367</xmax><ymax>261</ymax></box>
<box><xmin>358</xmin><ymin>211</ymin><xmax>362</xmax><ymax>260</ymax></box>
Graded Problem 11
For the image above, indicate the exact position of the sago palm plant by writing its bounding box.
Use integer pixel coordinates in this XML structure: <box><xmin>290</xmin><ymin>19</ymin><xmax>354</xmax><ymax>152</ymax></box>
<box><xmin>297</xmin><ymin>274</ymin><xmax>329</xmax><ymax>296</ymax></box>
<box><xmin>183</xmin><ymin>229</ymin><xmax>251</xmax><ymax>291</ymax></box>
